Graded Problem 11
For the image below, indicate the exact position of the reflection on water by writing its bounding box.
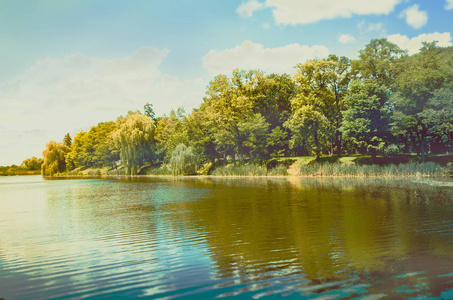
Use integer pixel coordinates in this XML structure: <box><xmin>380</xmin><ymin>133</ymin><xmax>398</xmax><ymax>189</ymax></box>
<box><xmin>1</xmin><ymin>175</ymin><xmax>453</xmax><ymax>299</ymax></box>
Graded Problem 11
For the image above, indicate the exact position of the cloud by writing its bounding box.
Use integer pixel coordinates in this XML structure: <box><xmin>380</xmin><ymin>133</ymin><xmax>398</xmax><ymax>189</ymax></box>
<box><xmin>446</xmin><ymin>0</ymin><xmax>453</xmax><ymax>10</ymax></box>
<box><xmin>0</xmin><ymin>48</ymin><xmax>206</xmax><ymax>165</ymax></box>
<box><xmin>238</xmin><ymin>0</ymin><xmax>400</xmax><ymax>25</ymax></box>
<box><xmin>387</xmin><ymin>32</ymin><xmax>452</xmax><ymax>54</ymax></box>
<box><xmin>202</xmin><ymin>41</ymin><xmax>329</xmax><ymax>76</ymax></box>
<box><xmin>400</xmin><ymin>5</ymin><xmax>428</xmax><ymax>29</ymax></box>
<box><xmin>339</xmin><ymin>34</ymin><xmax>356</xmax><ymax>44</ymax></box>
<box><xmin>236</xmin><ymin>0</ymin><xmax>265</xmax><ymax>17</ymax></box>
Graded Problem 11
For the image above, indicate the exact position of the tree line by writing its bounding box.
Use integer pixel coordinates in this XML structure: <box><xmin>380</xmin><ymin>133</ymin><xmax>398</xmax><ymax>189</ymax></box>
<box><xmin>41</xmin><ymin>39</ymin><xmax>453</xmax><ymax>176</ymax></box>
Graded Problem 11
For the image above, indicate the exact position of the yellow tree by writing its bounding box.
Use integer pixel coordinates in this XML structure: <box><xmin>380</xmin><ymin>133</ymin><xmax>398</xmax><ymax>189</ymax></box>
<box><xmin>202</xmin><ymin>69</ymin><xmax>266</xmax><ymax>164</ymax></box>
<box><xmin>285</xmin><ymin>59</ymin><xmax>337</xmax><ymax>160</ymax></box>
<box><xmin>42</xmin><ymin>141</ymin><xmax>69</xmax><ymax>176</ymax></box>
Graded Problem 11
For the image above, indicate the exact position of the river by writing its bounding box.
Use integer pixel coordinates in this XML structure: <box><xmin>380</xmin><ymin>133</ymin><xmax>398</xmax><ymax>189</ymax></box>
<box><xmin>1</xmin><ymin>175</ymin><xmax>453</xmax><ymax>299</ymax></box>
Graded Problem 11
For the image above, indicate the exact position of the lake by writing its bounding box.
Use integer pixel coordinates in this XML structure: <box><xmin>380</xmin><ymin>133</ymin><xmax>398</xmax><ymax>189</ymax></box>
<box><xmin>1</xmin><ymin>175</ymin><xmax>453</xmax><ymax>299</ymax></box>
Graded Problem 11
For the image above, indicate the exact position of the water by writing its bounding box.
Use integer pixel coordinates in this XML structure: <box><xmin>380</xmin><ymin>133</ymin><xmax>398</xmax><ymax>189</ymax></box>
<box><xmin>1</xmin><ymin>175</ymin><xmax>453</xmax><ymax>299</ymax></box>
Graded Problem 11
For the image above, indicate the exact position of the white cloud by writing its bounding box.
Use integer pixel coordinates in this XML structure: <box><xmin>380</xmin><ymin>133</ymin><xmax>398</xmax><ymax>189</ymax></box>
<box><xmin>202</xmin><ymin>41</ymin><xmax>329</xmax><ymax>76</ymax></box>
<box><xmin>446</xmin><ymin>0</ymin><xmax>453</xmax><ymax>10</ymax></box>
<box><xmin>236</xmin><ymin>0</ymin><xmax>265</xmax><ymax>17</ymax></box>
<box><xmin>400</xmin><ymin>5</ymin><xmax>428</xmax><ymax>29</ymax></box>
<box><xmin>0</xmin><ymin>48</ymin><xmax>206</xmax><ymax>165</ymax></box>
<box><xmin>339</xmin><ymin>34</ymin><xmax>356</xmax><ymax>44</ymax></box>
<box><xmin>238</xmin><ymin>0</ymin><xmax>400</xmax><ymax>25</ymax></box>
<box><xmin>387</xmin><ymin>32</ymin><xmax>452</xmax><ymax>54</ymax></box>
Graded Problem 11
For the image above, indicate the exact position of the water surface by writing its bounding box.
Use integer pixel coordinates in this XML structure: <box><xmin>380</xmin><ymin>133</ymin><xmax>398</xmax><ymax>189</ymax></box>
<box><xmin>1</xmin><ymin>175</ymin><xmax>453</xmax><ymax>299</ymax></box>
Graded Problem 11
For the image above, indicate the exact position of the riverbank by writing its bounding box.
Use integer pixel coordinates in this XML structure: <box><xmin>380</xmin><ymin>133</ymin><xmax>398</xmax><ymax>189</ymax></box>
<box><xmin>55</xmin><ymin>158</ymin><xmax>452</xmax><ymax>177</ymax></box>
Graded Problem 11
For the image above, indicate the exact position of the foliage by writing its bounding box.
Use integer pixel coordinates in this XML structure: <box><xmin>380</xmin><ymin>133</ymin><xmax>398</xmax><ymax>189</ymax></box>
<box><xmin>391</xmin><ymin>42</ymin><xmax>453</xmax><ymax>162</ymax></box>
<box><xmin>169</xmin><ymin>144</ymin><xmax>198</xmax><ymax>175</ymax></box>
<box><xmin>21</xmin><ymin>156</ymin><xmax>43</xmax><ymax>170</ymax></box>
<box><xmin>42</xmin><ymin>141</ymin><xmax>69</xmax><ymax>176</ymax></box>
<box><xmin>63</xmin><ymin>133</ymin><xmax>72</xmax><ymax>147</ymax></box>
<box><xmin>112</xmin><ymin>112</ymin><xmax>155</xmax><ymax>175</ymax></box>
<box><xmin>38</xmin><ymin>40</ymin><xmax>453</xmax><ymax>177</ymax></box>
<box><xmin>341</xmin><ymin>80</ymin><xmax>391</xmax><ymax>161</ymax></box>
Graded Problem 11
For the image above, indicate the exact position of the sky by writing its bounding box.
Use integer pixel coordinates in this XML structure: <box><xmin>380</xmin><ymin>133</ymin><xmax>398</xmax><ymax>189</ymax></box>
<box><xmin>0</xmin><ymin>0</ymin><xmax>452</xmax><ymax>166</ymax></box>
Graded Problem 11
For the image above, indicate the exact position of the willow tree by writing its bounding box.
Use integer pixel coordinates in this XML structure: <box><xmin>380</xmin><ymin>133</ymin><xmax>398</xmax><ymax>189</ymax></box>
<box><xmin>42</xmin><ymin>141</ymin><xmax>69</xmax><ymax>176</ymax></box>
<box><xmin>169</xmin><ymin>143</ymin><xmax>198</xmax><ymax>175</ymax></box>
<box><xmin>112</xmin><ymin>112</ymin><xmax>155</xmax><ymax>175</ymax></box>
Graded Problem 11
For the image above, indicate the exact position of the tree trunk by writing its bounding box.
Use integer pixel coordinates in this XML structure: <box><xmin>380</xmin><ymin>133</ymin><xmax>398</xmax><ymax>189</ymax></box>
<box><xmin>370</xmin><ymin>148</ymin><xmax>377</xmax><ymax>164</ymax></box>
<box><xmin>336</xmin><ymin>130</ymin><xmax>342</xmax><ymax>157</ymax></box>
<box><xmin>421</xmin><ymin>138</ymin><xmax>425</xmax><ymax>163</ymax></box>
<box><xmin>314</xmin><ymin>131</ymin><xmax>320</xmax><ymax>161</ymax></box>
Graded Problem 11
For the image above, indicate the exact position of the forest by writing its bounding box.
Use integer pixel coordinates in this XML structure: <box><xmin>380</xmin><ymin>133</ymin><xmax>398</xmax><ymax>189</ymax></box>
<box><xmin>39</xmin><ymin>39</ymin><xmax>453</xmax><ymax>176</ymax></box>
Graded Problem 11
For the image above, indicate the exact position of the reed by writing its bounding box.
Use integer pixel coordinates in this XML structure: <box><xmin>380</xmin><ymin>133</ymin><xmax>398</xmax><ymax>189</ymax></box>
<box><xmin>212</xmin><ymin>164</ymin><xmax>268</xmax><ymax>176</ymax></box>
<box><xmin>145</xmin><ymin>165</ymin><xmax>173</xmax><ymax>175</ymax></box>
<box><xmin>298</xmin><ymin>162</ymin><xmax>445</xmax><ymax>176</ymax></box>
<box><xmin>106</xmin><ymin>168</ymin><xmax>127</xmax><ymax>175</ymax></box>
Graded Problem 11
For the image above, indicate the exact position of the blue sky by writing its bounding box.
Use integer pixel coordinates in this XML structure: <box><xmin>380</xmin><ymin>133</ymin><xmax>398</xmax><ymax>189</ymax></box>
<box><xmin>0</xmin><ymin>0</ymin><xmax>452</xmax><ymax>165</ymax></box>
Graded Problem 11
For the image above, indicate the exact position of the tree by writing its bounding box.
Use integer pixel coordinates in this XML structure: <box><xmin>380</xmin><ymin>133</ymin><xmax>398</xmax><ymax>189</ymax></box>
<box><xmin>201</xmin><ymin>70</ymin><xmax>265</xmax><ymax>164</ymax></box>
<box><xmin>256</xmin><ymin>73</ymin><xmax>296</xmax><ymax>128</ymax></box>
<box><xmin>154</xmin><ymin>108</ymin><xmax>189</xmax><ymax>162</ymax></box>
<box><xmin>267</xmin><ymin>126</ymin><xmax>288</xmax><ymax>158</ymax></box>
<box><xmin>21</xmin><ymin>156</ymin><xmax>43</xmax><ymax>170</ymax></box>
<box><xmin>391</xmin><ymin>42</ymin><xmax>453</xmax><ymax>161</ymax></box>
<box><xmin>169</xmin><ymin>144</ymin><xmax>198</xmax><ymax>175</ymax></box>
<box><xmin>420</xmin><ymin>88</ymin><xmax>453</xmax><ymax>148</ymax></box>
<box><xmin>65</xmin><ymin>122</ymin><xmax>118</xmax><ymax>170</ymax></box>
<box><xmin>63</xmin><ymin>133</ymin><xmax>72</xmax><ymax>147</ymax></box>
<box><xmin>341</xmin><ymin>80</ymin><xmax>391</xmax><ymax>162</ymax></box>
<box><xmin>42</xmin><ymin>141</ymin><xmax>69</xmax><ymax>176</ymax></box>
<box><xmin>144</xmin><ymin>103</ymin><xmax>156</xmax><ymax>120</ymax></box>
<box><xmin>285</xmin><ymin>59</ymin><xmax>337</xmax><ymax>160</ymax></box>
<box><xmin>355</xmin><ymin>38</ymin><xmax>406</xmax><ymax>87</ymax></box>
<box><xmin>237</xmin><ymin>113</ymin><xmax>269</xmax><ymax>162</ymax></box>
<box><xmin>112</xmin><ymin>112</ymin><xmax>155</xmax><ymax>175</ymax></box>
<box><xmin>285</xmin><ymin>105</ymin><xmax>330</xmax><ymax>160</ymax></box>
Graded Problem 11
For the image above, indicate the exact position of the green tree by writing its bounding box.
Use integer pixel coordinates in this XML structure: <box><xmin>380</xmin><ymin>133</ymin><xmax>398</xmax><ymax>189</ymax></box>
<box><xmin>420</xmin><ymin>88</ymin><xmax>453</xmax><ymax>147</ymax></box>
<box><xmin>237</xmin><ymin>113</ymin><xmax>269</xmax><ymax>162</ymax></box>
<box><xmin>285</xmin><ymin>59</ymin><xmax>337</xmax><ymax>160</ymax></box>
<box><xmin>144</xmin><ymin>102</ymin><xmax>156</xmax><ymax>120</ymax></box>
<box><xmin>169</xmin><ymin>143</ymin><xmax>198</xmax><ymax>175</ymax></box>
<box><xmin>391</xmin><ymin>42</ymin><xmax>453</xmax><ymax>161</ymax></box>
<box><xmin>355</xmin><ymin>38</ymin><xmax>406</xmax><ymax>87</ymax></box>
<box><xmin>112</xmin><ymin>112</ymin><xmax>155</xmax><ymax>175</ymax></box>
<box><xmin>63</xmin><ymin>133</ymin><xmax>72</xmax><ymax>147</ymax></box>
<box><xmin>267</xmin><ymin>126</ymin><xmax>288</xmax><ymax>158</ymax></box>
<box><xmin>341</xmin><ymin>80</ymin><xmax>391</xmax><ymax>162</ymax></box>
